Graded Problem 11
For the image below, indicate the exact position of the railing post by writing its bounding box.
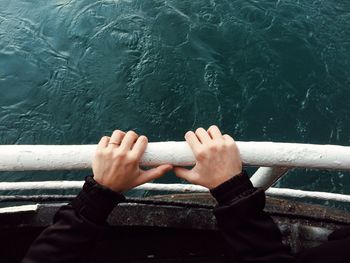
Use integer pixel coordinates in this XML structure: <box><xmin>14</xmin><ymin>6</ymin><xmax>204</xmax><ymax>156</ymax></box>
<box><xmin>250</xmin><ymin>167</ymin><xmax>289</xmax><ymax>190</ymax></box>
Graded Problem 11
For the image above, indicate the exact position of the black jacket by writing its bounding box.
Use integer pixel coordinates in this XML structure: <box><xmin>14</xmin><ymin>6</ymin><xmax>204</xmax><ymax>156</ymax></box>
<box><xmin>22</xmin><ymin>173</ymin><xmax>350</xmax><ymax>262</ymax></box>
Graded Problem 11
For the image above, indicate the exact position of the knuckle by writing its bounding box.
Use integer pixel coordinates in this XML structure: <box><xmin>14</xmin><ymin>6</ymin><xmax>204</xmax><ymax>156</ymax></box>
<box><xmin>103</xmin><ymin>149</ymin><xmax>114</xmax><ymax>159</ymax></box>
<box><xmin>225</xmin><ymin>140</ymin><xmax>234</xmax><ymax>148</ymax></box>
<box><xmin>207</xmin><ymin>143</ymin><xmax>217</xmax><ymax>152</ymax></box>
<box><xmin>222</xmin><ymin>141</ymin><xmax>230</xmax><ymax>148</ymax></box>
<box><xmin>185</xmin><ymin>131</ymin><xmax>193</xmax><ymax>138</ymax></box>
<box><xmin>127</xmin><ymin>154</ymin><xmax>138</xmax><ymax>163</ymax></box>
<box><xmin>224</xmin><ymin>134</ymin><xmax>234</xmax><ymax>141</ymax></box>
<box><xmin>139</xmin><ymin>135</ymin><xmax>147</xmax><ymax>142</ymax></box>
<box><xmin>209</xmin><ymin>125</ymin><xmax>218</xmax><ymax>131</ymax></box>
<box><xmin>195</xmin><ymin>127</ymin><xmax>205</xmax><ymax>134</ymax></box>
<box><xmin>196</xmin><ymin>150</ymin><xmax>206</xmax><ymax>161</ymax></box>
<box><xmin>115</xmin><ymin>151</ymin><xmax>126</xmax><ymax>159</ymax></box>
<box><xmin>95</xmin><ymin>149</ymin><xmax>103</xmax><ymax>157</ymax></box>
<box><xmin>114</xmin><ymin>130</ymin><xmax>124</xmax><ymax>136</ymax></box>
<box><xmin>127</xmin><ymin>130</ymin><xmax>138</xmax><ymax>137</ymax></box>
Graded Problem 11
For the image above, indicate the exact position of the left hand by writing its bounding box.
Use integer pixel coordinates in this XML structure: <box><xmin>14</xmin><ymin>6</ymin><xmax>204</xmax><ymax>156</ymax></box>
<box><xmin>92</xmin><ymin>130</ymin><xmax>173</xmax><ymax>193</ymax></box>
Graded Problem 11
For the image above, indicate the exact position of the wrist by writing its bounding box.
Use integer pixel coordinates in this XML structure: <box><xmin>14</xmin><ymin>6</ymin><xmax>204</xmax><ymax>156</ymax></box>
<box><xmin>210</xmin><ymin>170</ymin><xmax>255</xmax><ymax>205</ymax></box>
<box><xmin>208</xmin><ymin>169</ymin><xmax>243</xmax><ymax>189</ymax></box>
<box><xmin>71</xmin><ymin>176</ymin><xmax>126</xmax><ymax>224</ymax></box>
<box><xmin>93</xmin><ymin>174</ymin><xmax>126</xmax><ymax>193</ymax></box>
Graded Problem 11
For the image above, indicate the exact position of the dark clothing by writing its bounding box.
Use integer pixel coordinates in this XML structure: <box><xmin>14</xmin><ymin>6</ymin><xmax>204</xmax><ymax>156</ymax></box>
<box><xmin>210</xmin><ymin>171</ymin><xmax>294</xmax><ymax>262</ymax></box>
<box><xmin>22</xmin><ymin>173</ymin><xmax>350</xmax><ymax>263</ymax></box>
<box><xmin>22</xmin><ymin>176</ymin><xmax>125</xmax><ymax>263</ymax></box>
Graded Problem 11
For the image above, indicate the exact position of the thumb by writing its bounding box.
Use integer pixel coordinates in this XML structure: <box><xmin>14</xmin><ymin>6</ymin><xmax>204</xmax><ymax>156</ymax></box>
<box><xmin>173</xmin><ymin>167</ymin><xmax>194</xmax><ymax>183</ymax></box>
<box><xmin>138</xmin><ymin>164</ymin><xmax>173</xmax><ymax>184</ymax></box>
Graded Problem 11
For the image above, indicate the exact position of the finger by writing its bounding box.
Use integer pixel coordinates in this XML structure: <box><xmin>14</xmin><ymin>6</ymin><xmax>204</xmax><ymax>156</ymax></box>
<box><xmin>195</xmin><ymin>127</ymin><xmax>212</xmax><ymax>144</ymax></box>
<box><xmin>98</xmin><ymin>136</ymin><xmax>110</xmax><ymax>149</ymax></box>
<box><xmin>137</xmin><ymin>164</ymin><xmax>173</xmax><ymax>185</ymax></box>
<box><xmin>173</xmin><ymin>167</ymin><xmax>194</xmax><ymax>183</ymax></box>
<box><xmin>223</xmin><ymin>134</ymin><xmax>240</xmax><ymax>155</ymax></box>
<box><xmin>185</xmin><ymin>131</ymin><xmax>201</xmax><ymax>155</ymax></box>
<box><xmin>108</xmin><ymin>130</ymin><xmax>125</xmax><ymax>148</ymax></box>
<box><xmin>132</xmin><ymin>135</ymin><xmax>148</xmax><ymax>159</ymax></box>
<box><xmin>207</xmin><ymin>125</ymin><xmax>223</xmax><ymax>140</ymax></box>
<box><xmin>119</xmin><ymin>131</ymin><xmax>138</xmax><ymax>152</ymax></box>
<box><xmin>223</xmin><ymin>134</ymin><xmax>235</xmax><ymax>143</ymax></box>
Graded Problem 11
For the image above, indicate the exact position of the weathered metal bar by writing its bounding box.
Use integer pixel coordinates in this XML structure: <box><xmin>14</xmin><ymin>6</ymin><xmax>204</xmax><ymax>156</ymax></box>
<box><xmin>266</xmin><ymin>188</ymin><xmax>350</xmax><ymax>203</ymax></box>
<box><xmin>0</xmin><ymin>181</ymin><xmax>349</xmax><ymax>203</ymax></box>
<box><xmin>1</xmin><ymin>141</ymin><xmax>350</xmax><ymax>171</ymax></box>
<box><xmin>0</xmin><ymin>181</ymin><xmax>84</xmax><ymax>190</ymax></box>
<box><xmin>250</xmin><ymin>167</ymin><xmax>289</xmax><ymax>189</ymax></box>
<box><xmin>0</xmin><ymin>204</ymin><xmax>38</xmax><ymax>214</ymax></box>
<box><xmin>0</xmin><ymin>181</ymin><xmax>207</xmax><ymax>192</ymax></box>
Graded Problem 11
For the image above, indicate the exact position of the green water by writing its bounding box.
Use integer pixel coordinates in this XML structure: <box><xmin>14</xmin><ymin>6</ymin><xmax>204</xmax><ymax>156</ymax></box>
<box><xmin>0</xmin><ymin>0</ymin><xmax>350</xmax><ymax>204</ymax></box>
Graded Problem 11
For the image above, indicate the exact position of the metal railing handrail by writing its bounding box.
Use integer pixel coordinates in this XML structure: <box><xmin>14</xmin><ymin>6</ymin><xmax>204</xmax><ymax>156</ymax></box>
<box><xmin>0</xmin><ymin>181</ymin><xmax>349</xmax><ymax>203</ymax></box>
<box><xmin>1</xmin><ymin>142</ymin><xmax>350</xmax><ymax>203</ymax></box>
<box><xmin>1</xmin><ymin>141</ymin><xmax>350</xmax><ymax>171</ymax></box>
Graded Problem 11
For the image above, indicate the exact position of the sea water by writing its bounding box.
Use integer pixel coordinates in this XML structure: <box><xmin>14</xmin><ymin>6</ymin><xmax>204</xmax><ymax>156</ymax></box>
<box><xmin>0</xmin><ymin>0</ymin><xmax>349</xmax><ymax>206</ymax></box>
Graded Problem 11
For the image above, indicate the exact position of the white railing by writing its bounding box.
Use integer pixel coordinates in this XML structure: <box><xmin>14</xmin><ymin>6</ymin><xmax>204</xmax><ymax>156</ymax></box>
<box><xmin>0</xmin><ymin>180</ymin><xmax>350</xmax><ymax>203</ymax></box>
<box><xmin>1</xmin><ymin>142</ymin><xmax>350</xmax><ymax>171</ymax></box>
<box><xmin>0</xmin><ymin>141</ymin><xmax>350</xmax><ymax>203</ymax></box>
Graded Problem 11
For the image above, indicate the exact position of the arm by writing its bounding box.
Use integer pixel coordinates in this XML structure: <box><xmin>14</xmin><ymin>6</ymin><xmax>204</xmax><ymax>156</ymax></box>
<box><xmin>22</xmin><ymin>176</ymin><xmax>125</xmax><ymax>263</ymax></box>
<box><xmin>174</xmin><ymin>125</ymin><xmax>295</xmax><ymax>262</ymax></box>
<box><xmin>22</xmin><ymin>130</ymin><xmax>172</xmax><ymax>263</ymax></box>
<box><xmin>210</xmin><ymin>171</ymin><xmax>294</xmax><ymax>262</ymax></box>
<box><xmin>296</xmin><ymin>227</ymin><xmax>350</xmax><ymax>263</ymax></box>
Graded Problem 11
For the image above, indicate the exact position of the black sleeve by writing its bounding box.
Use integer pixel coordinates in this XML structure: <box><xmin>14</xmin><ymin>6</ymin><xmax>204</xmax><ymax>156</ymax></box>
<box><xmin>22</xmin><ymin>176</ymin><xmax>125</xmax><ymax>263</ymax></box>
<box><xmin>296</xmin><ymin>227</ymin><xmax>350</xmax><ymax>263</ymax></box>
<box><xmin>210</xmin><ymin>171</ymin><xmax>295</xmax><ymax>262</ymax></box>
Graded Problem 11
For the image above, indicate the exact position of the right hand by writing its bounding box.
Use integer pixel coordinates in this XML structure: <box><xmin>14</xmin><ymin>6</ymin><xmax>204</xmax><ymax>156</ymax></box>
<box><xmin>174</xmin><ymin>125</ymin><xmax>242</xmax><ymax>189</ymax></box>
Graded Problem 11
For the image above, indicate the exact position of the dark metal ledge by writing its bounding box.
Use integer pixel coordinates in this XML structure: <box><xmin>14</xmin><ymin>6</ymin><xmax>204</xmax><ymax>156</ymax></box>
<box><xmin>0</xmin><ymin>194</ymin><xmax>349</xmax><ymax>262</ymax></box>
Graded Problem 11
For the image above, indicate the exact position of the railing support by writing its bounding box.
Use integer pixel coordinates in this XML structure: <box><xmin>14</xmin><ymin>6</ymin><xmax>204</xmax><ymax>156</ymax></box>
<box><xmin>0</xmin><ymin>181</ymin><xmax>350</xmax><ymax>203</ymax></box>
<box><xmin>250</xmin><ymin>167</ymin><xmax>289</xmax><ymax>189</ymax></box>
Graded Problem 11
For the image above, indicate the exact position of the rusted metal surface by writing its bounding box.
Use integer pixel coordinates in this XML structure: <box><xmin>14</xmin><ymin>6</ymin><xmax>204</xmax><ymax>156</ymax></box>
<box><xmin>265</xmin><ymin>196</ymin><xmax>350</xmax><ymax>224</ymax></box>
<box><xmin>108</xmin><ymin>203</ymin><xmax>217</xmax><ymax>230</ymax></box>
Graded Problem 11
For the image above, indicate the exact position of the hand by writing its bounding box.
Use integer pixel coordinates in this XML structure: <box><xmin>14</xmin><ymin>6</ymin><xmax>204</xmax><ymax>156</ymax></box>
<box><xmin>174</xmin><ymin>125</ymin><xmax>242</xmax><ymax>189</ymax></box>
<box><xmin>92</xmin><ymin>130</ymin><xmax>173</xmax><ymax>193</ymax></box>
